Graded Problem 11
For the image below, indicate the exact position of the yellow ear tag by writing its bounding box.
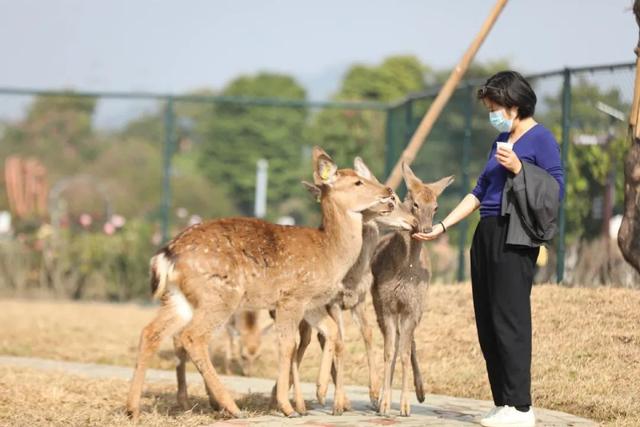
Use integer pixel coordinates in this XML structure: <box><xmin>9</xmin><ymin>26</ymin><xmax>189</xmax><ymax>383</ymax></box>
<box><xmin>320</xmin><ymin>164</ymin><xmax>331</xmax><ymax>182</ymax></box>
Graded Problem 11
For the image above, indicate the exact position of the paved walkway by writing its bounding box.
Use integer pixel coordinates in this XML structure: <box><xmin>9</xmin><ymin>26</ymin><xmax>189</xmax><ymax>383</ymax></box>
<box><xmin>0</xmin><ymin>355</ymin><xmax>597</xmax><ymax>426</ymax></box>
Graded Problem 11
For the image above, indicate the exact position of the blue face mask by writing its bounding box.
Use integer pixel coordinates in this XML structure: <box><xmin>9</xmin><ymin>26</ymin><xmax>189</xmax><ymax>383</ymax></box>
<box><xmin>489</xmin><ymin>110</ymin><xmax>513</xmax><ymax>133</ymax></box>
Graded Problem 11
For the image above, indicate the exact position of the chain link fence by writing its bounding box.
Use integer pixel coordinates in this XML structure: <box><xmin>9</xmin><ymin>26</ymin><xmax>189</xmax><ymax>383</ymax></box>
<box><xmin>385</xmin><ymin>62</ymin><xmax>638</xmax><ymax>286</ymax></box>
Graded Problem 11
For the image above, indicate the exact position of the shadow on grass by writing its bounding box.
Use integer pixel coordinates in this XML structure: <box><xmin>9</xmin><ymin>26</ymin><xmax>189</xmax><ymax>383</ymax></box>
<box><xmin>132</xmin><ymin>390</ymin><xmax>277</xmax><ymax>420</ymax></box>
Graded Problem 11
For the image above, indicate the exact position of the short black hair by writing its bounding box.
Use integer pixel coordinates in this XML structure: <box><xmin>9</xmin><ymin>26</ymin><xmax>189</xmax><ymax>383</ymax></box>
<box><xmin>477</xmin><ymin>71</ymin><xmax>537</xmax><ymax>119</ymax></box>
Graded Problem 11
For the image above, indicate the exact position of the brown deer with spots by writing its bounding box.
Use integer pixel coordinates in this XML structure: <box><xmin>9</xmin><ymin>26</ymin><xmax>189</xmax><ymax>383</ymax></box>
<box><xmin>125</xmin><ymin>147</ymin><xmax>402</xmax><ymax>419</ymax></box>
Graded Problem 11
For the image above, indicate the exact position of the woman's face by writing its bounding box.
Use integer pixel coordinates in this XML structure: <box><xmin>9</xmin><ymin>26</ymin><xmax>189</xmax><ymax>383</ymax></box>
<box><xmin>482</xmin><ymin>98</ymin><xmax>518</xmax><ymax>121</ymax></box>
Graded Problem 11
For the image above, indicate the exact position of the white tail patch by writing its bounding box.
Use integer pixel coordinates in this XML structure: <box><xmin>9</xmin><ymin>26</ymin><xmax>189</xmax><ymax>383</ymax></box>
<box><xmin>151</xmin><ymin>252</ymin><xmax>176</xmax><ymax>300</ymax></box>
<box><xmin>168</xmin><ymin>286</ymin><xmax>194</xmax><ymax>323</ymax></box>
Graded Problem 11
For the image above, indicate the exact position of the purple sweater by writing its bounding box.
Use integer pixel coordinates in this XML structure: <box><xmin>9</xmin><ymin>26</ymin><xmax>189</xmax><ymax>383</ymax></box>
<box><xmin>471</xmin><ymin>124</ymin><xmax>565</xmax><ymax>218</ymax></box>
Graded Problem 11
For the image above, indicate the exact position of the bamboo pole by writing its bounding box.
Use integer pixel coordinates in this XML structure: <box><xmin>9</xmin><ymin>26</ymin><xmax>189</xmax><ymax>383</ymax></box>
<box><xmin>385</xmin><ymin>0</ymin><xmax>509</xmax><ymax>189</ymax></box>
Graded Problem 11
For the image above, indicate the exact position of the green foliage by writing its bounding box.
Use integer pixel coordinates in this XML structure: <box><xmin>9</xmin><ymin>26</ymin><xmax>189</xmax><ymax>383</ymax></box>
<box><xmin>307</xmin><ymin>55</ymin><xmax>428</xmax><ymax>177</ymax></box>
<box><xmin>339</xmin><ymin>56</ymin><xmax>428</xmax><ymax>102</ymax></box>
<box><xmin>541</xmin><ymin>79</ymin><xmax>629</xmax><ymax>240</ymax></box>
<box><xmin>197</xmin><ymin>73</ymin><xmax>311</xmax><ymax>219</ymax></box>
<box><xmin>0</xmin><ymin>94</ymin><xmax>99</xmax><ymax>179</ymax></box>
<box><xmin>0</xmin><ymin>220</ymin><xmax>155</xmax><ymax>301</ymax></box>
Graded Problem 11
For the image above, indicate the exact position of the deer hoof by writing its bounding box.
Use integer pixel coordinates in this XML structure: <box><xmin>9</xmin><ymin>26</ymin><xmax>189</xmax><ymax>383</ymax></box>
<box><xmin>287</xmin><ymin>411</ymin><xmax>302</xmax><ymax>418</ymax></box>
<box><xmin>295</xmin><ymin>400</ymin><xmax>307</xmax><ymax>415</ymax></box>
<box><xmin>343</xmin><ymin>395</ymin><xmax>352</xmax><ymax>411</ymax></box>
<box><xmin>233</xmin><ymin>410</ymin><xmax>248</xmax><ymax>419</ymax></box>
<box><xmin>125</xmin><ymin>407</ymin><xmax>139</xmax><ymax>421</ymax></box>
<box><xmin>377</xmin><ymin>398</ymin><xmax>391</xmax><ymax>417</ymax></box>
<box><xmin>400</xmin><ymin>401</ymin><xmax>411</xmax><ymax>417</ymax></box>
<box><xmin>369</xmin><ymin>391</ymin><xmax>380</xmax><ymax>407</ymax></box>
<box><xmin>177</xmin><ymin>397</ymin><xmax>190</xmax><ymax>411</ymax></box>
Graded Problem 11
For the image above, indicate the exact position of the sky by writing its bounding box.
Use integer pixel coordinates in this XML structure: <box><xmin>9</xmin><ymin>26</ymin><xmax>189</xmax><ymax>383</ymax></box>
<box><xmin>0</xmin><ymin>0</ymin><xmax>636</xmax><ymax>124</ymax></box>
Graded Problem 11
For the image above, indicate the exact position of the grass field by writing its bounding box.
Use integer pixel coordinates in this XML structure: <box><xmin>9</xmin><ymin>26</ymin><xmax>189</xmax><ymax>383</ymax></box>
<box><xmin>0</xmin><ymin>283</ymin><xmax>638</xmax><ymax>426</ymax></box>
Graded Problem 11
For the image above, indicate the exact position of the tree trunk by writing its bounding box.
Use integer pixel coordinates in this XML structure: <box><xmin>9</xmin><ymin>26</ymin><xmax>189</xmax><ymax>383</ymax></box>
<box><xmin>618</xmin><ymin>0</ymin><xmax>640</xmax><ymax>272</ymax></box>
<box><xmin>618</xmin><ymin>143</ymin><xmax>640</xmax><ymax>272</ymax></box>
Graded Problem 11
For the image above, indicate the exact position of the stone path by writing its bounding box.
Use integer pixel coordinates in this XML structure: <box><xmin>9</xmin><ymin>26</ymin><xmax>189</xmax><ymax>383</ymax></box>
<box><xmin>0</xmin><ymin>355</ymin><xmax>597</xmax><ymax>426</ymax></box>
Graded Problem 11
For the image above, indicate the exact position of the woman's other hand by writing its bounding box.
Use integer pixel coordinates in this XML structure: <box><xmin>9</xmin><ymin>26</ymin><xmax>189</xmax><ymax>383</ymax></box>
<box><xmin>496</xmin><ymin>146</ymin><xmax>522</xmax><ymax>174</ymax></box>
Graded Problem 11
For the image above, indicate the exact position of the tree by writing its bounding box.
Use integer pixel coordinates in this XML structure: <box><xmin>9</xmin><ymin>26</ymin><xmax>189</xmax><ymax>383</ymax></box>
<box><xmin>618</xmin><ymin>0</ymin><xmax>640</xmax><ymax>273</ymax></box>
<box><xmin>541</xmin><ymin>79</ymin><xmax>629</xmax><ymax>241</ymax></box>
<box><xmin>307</xmin><ymin>55</ymin><xmax>429</xmax><ymax>178</ymax></box>
<box><xmin>198</xmin><ymin>73</ymin><xmax>310</xmax><ymax>219</ymax></box>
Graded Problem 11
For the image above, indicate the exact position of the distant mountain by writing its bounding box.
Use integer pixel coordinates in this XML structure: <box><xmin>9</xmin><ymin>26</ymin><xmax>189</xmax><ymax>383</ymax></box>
<box><xmin>296</xmin><ymin>63</ymin><xmax>349</xmax><ymax>101</ymax></box>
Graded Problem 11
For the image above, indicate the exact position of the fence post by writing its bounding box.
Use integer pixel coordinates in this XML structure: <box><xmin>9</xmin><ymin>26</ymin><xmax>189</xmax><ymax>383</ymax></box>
<box><xmin>457</xmin><ymin>84</ymin><xmax>473</xmax><ymax>282</ymax></box>
<box><xmin>557</xmin><ymin>68</ymin><xmax>571</xmax><ymax>283</ymax></box>
<box><xmin>384</xmin><ymin>106</ymin><xmax>397</xmax><ymax>180</ymax></box>
<box><xmin>161</xmin><ymin>97</ymin><xmax>175</xmax><ymax>244</ymax></box>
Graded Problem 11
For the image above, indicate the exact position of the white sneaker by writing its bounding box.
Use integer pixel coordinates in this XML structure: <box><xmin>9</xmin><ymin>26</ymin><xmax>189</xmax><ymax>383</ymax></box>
<box><xmin>480</xmin><ymin>405</ymin><xmax>502</xmax><ymax>423</ymax></box>
<box><xmin>480</xmin><ymin>405</ymin><xmax>535</xmax><ymax>427</ymax></box>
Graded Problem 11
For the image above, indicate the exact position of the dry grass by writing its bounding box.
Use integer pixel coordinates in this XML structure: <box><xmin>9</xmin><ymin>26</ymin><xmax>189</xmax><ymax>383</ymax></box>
<box><xmin>0</xmin><ymin>283</ymin><xmax>638</xmax><ymax>426</ymax></box>
<box><xmin>0</xmin><ymin>366</ymin><xmax>272</xmax><ymax>426</ymax></box>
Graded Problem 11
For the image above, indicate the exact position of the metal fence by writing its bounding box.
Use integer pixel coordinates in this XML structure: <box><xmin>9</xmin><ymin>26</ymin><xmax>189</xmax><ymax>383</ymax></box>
<box><xmin>384</xmin><ymin>62</ymin><xmax>636</xmax><ymax>284</ymax></box>
<box><xmin>0</xmin><ymin>61</ymin><xmax>636</xmax><ymax>299</ymax></box>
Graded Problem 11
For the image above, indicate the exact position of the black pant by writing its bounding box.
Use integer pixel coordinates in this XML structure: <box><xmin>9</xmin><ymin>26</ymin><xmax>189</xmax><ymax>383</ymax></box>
<box><xmin>470</xmin><ymin>216</ymin><xmax>539</xmax><ymax>407</ymax></box>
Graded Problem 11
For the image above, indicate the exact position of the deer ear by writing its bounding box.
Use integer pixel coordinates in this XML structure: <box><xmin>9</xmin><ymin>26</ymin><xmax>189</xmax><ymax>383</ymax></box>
<box><xmin>312</xmin><ymin>146</ymin><xmax>337</xmax><ymax>186</ymax></box>
<box><xmin>401</xmin><ymin>162</ymin><xmax>422</xmax><ymax>192</ymax></box>
<box><xmin>353</xmin><ymin>156</ymin><xmax>378</xmax><ymax>183</ymax></box>
<box><xmin>301</xmin><ymin>180</ymin><xmax>322</xmax><ymax>202</ymax></box>
<box><xmin>428</xmin><ymin>175</ymin><xmax>455</xmax><ymax>196</ymax></box>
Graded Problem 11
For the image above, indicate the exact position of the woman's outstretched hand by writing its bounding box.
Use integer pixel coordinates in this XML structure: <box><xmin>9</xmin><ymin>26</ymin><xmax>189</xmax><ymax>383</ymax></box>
<box><xmin>412</xmin><ymin>223</ymin><xmax>445</xmax><ymax>241</ymax></box>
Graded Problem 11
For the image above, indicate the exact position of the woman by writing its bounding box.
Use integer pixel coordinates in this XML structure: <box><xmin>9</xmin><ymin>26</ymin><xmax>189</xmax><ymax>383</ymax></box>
<box><xmin>414</xmin><ymin>71</ymin><xmax>564</xmax><ymax>427</ymax></box>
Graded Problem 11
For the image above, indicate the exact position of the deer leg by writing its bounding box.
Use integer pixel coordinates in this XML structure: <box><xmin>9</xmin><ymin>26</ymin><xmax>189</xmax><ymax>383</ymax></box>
<box><xmin>327</xmin><ymin>304</ymin><xmax>351</xmax><ymax>411</ymax></box>
<box><xmin>173</xmin><ymin>335</ymin><xmax>191</xmax><ymax>411</ymax></box>
<box><xmin>180</xmin><ymin>290</ymin><xmax>244</xmax><ymax>418</ymax></box>
<box><xmin>274</xmin><ymin>304</ymin><xmax>305</xmax><ymax>418</ymax></box>
<box><xmin>398</xmin><ymin>318</ymin><xmax>416</xmax><ymax>417</ymax></box>
<box><xmin>377</xmin><ymin>315</ymin><xmax>397</xmax><ymax>416</ymax></box>
<box><xmin>306</xmin><ymin>309</ymin><xmax>334</xmax><ymax>407</ymax></box>
<box><xmin>292</xmin><ymin>320</ymin><xmax>312</xmax><ymax>414</ymax></box>
<box><xmin>270</xmin><ymin>319</ymin><xmax>311</xmax><ymax>413</ymax></box>
<box><xmin>306</xmin><ymin>308</ymin><xmax>346</xmax><ymax>415</ymax></box>
<box><xmin>411</xmin><ymin>339</ymin><xmax>425</xmax><ymax>403</ymax></box>
<box><xmin>175</xmin><ymin>335</ymin><xmax>220</xmax><ymax>410</ymax></box>
<box><xmin>126</xmin><ymin>298</ymin><xmax>189</xmax><ymax>420</ymax></box>
<box><xmin>352</xmin><ymin>302</ymin><xmax>380</xmax><ymax>407</ymax></box>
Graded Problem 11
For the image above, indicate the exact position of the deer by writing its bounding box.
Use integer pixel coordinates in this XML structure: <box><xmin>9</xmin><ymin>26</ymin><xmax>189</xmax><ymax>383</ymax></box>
<box><xmin>125</xmin><ymin>146</ymin><xmax>404</xmax><ymax>419</ymax></box>
<box><xmin>371</xmin><ymin>163</ymin><xmax>454</xmax><ymax>417</ymax></box>
<box><xmin>223</xmin><ymin>310</ymin><xmax>272</xmax><ymax>377</ymax></box>
<box><xmin>280</xmin><ymin>157</ymin><xmax>417</xmax><ymax>411</ymax></box>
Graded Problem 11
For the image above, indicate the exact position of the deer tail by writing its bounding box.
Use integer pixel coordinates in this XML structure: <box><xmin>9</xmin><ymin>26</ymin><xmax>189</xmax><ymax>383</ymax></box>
<box><xmin>149</xmin><ymin>249</ymin><xmax>176</xmax><ymax>300</ymax></box>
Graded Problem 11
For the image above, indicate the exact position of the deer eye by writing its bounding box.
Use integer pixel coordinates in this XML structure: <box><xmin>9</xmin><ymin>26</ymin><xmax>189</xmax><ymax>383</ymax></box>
<box><xmin>413</xmin><ymin>202</ymin><xmax>419</xmax><ymax>210</ymax></box>
<box><xmin>355</xmin><ymin>180</ymin><xmax>363</xmax><ymax>186</ymax></box>
<box><xmin>434</xmin><ymin>206</ymin><xmax>439</xmax><ymax>212</ymax></box>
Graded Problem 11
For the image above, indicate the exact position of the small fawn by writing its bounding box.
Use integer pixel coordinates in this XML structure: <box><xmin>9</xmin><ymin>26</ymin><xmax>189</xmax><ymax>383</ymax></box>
<box><xmin>371</xmin><ymin>163</ymin><xmax>454</xmax><ymax>417</ymax></box>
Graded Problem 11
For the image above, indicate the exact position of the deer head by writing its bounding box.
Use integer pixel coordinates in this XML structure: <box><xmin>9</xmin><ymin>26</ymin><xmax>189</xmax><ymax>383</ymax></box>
<box><xmin>402</xmin><ymin>162</ymin><xmax>454</xmax><ymax>234</ymax></box>
<box><xmin>303</xmin><ymin>155</ymin><xmax>415</xmax><ymax>231</ymax></box>
<box><xmin>312</xmin><ymin>147</ymin><xmax>394</xmax><ymax>215</ymax></box>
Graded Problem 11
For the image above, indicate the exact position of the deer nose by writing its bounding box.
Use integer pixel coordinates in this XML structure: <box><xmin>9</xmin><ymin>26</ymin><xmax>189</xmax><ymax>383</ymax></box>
<box><xmin>422</xmin><ymin>226</ymin><xmax>433</xmax><ymax>234</ymax></box>
<box><xmin>385</xmin><ymin>187</ymin><xmax>393</xmax><ymax>196</ymax></box>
